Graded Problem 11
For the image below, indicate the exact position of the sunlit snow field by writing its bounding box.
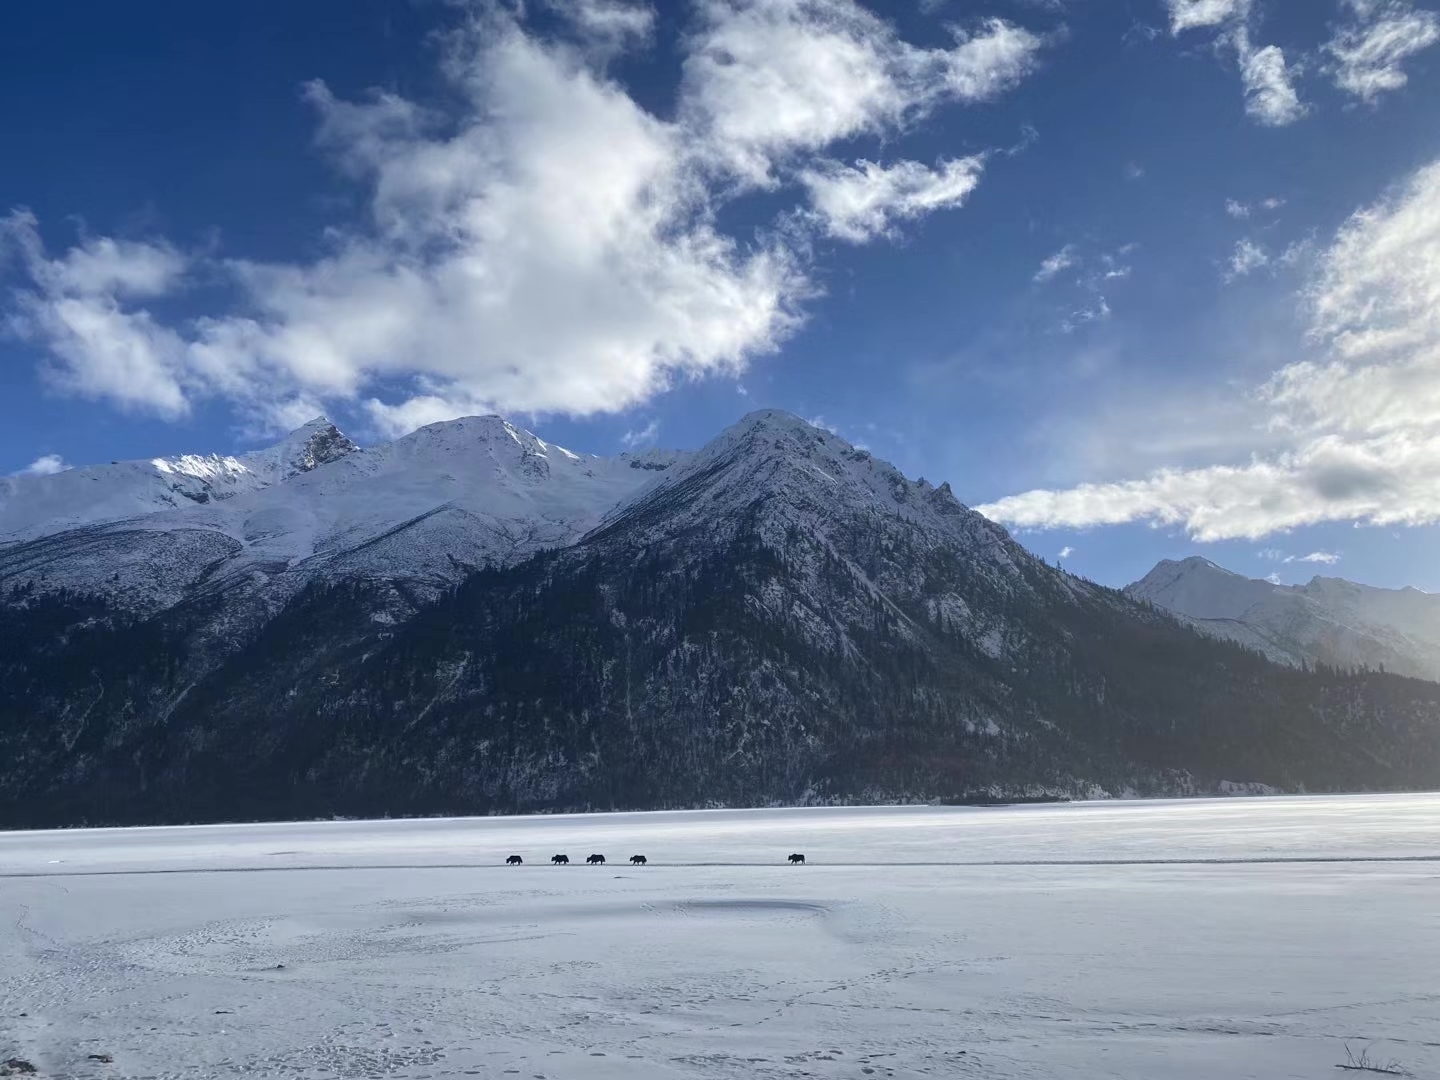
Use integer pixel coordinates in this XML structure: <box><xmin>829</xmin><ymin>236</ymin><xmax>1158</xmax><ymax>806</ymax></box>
<box><xmin>3</xmin><ymin>795</ymin><xmax>1439</xmax><ymax>1079</ymax></box>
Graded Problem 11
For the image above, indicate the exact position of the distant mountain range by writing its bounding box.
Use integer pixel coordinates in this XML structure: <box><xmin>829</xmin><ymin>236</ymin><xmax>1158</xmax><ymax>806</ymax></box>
<box><xmin>1126</xmin><ymin>557</ymin><xmax>1440</xmax><ymax>682</ymax></box>
<box><xmin>3</xmin><ymin>411</ymin><xmax>1439</xmax><ymax>827</ymax></box>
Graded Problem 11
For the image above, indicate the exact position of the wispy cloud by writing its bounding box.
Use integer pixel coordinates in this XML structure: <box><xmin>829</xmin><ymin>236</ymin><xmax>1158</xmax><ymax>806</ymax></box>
<box><xmin>1058</xmin><ymin>544</ymin><xmax>1074</xmax><ymax>559</ymax></box>
<box><xmin>1062</xmin><ymin>296</ymin><xmax>1111</xmax><ymax>333</ymax></box>
<box><xmin>620</xmin><ymin>418</ymin><xmax>661</xmax><ymax>448</ymax></box>
<box><xmin>1225</xmin><ymin>237</ymin><xmax>1270</xmax><ymax>281</ymax></box>
<box><xmin>543</xmin><ymin>0</ymin><xmax>656</xmax><ymax>59</ymax></box>
<box><xmin>1163</xmin><ymin>1</ymin><xmax>1304</xmax><ymax>127</ymax></box>
<box><xmin>805</xmin><ymin>414</ymin><xmax>840</xmax><ymax>434</ymax></box>
<box><xmin>1326</xmin><ymin>0</ymin><xmax>1440</xmax><ymax>104</ymax></box>
<box><xmin>1226</xmin><ymin>196</ymin><xmax>1285</xmax><ymax>220</ymax></box>
<box><xmin>1033</xmin><ymin>245</ymin><xmax>1077</xmax><ymax>283</ymax></box>
<box><xmin>801</xmin><ymin>156</ymin><xmax>986</xmax><ymax>243</ymax></box>
<box><xmin>1286</xmin><ymin>550</ymin><xmax>1341</xmax><ymax>564</ymax></box>
<box><xmin>978</xmin><ymin>157</ymin><xmax>1440</xmax><ymax>542</ymax></box>
<box><xmin>1032</xmin><ymin>242</ymin><xmax>1134</xmax><ymax>331</ymax></box>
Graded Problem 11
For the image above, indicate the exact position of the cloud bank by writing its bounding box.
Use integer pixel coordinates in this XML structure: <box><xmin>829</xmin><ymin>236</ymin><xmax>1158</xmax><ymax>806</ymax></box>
<box><xmin>979</xmin><ymin>158</ymin><xmax>1440</xmax><ymax>541</ymax></box>
<box><xmin>0</xmin><ymin>0</ymin><xmax>1044</xmax><ymax>436</ymax></box>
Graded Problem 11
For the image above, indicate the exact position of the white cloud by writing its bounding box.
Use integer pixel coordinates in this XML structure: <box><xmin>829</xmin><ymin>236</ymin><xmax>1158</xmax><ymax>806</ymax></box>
<box><xmin>1265</xmin><ymin>571</ymin><xmax>1282</xmax><ymax>584</ymax></box>
<box><xmin>3</xmin><ymin>2</ymin><xmax>1043</xmax><ymax>435</ymax></box>
<box><xmin>800</xmin><ymin>155</ymin><xmax>985</xmax><ymax>243</ymax></box>
<box><xmin>1327</xmin><ymin>1</ymin><xmax>1440</xmax><ymax>103</ymax></box>
<box><xmin>805</xmin><ymin>414</ymin><xmax>839</xmax><ymax>434</ymax></box>
<box><xmin>1</xmin><ymin>210</ymin><xmax>193</xmax><ymax>417</ymax></box>
<box><xmin>1033</xmin><ymin>245</ymin><xmax>1077</xmax><ymax>283</ymax></box>
<box><xmin>1236</xmin><ymin>33</ymin><xmax>1306</xmax><ymax>127</ymax></box>
<box><xmin>621</xmin><ymin>418</ymin><xmax>661</xmax><ymax>447</ymax></box>
<box><xmin>1165</xmin><ymin>0</ymin><xmax>1251</xmax><ymax>33</ymax></box>
<box><xmin>545</xmin><ymin>0</ymin><xmax>656</xmax><ymax>58</ymax></box>
<box><xmin>1226</xmin><ymin>199</ymin><xmax>1252</xmax><ymax>219</ymax></box>
<box><xmin>12</xmin><ymin>453</ymin><xmax>69</xmax><ymax>477</ymax></box>
<box><xmin>1164</xmin><ymin>4</ymin><xmax>1305</xmax><ymax>127</ymax></box>
<box><xmin>680</xmin><ymin>1</ymin><xmax>1042</xmax><ymax>187</ymax></box>
<box><xmin>1226</xmin><ymin>237</ymin><xmax>1270</xmax><ymax>280</ymax></box>
<box><xmin>1058</xmin><ymin>545</ymin><xmax>1074</xmax><ymax>559</ymax></box>
<box><xmin>979</xmin><ymin>157</ymin><xmax>1440</xmax><ymax>541</ymax></box>
<box><xmin>942</xmin><ymin>17</ymin><xmax>1047</xmax><ymax>99</ymax></box>
<box><xmin>1287</xmin><ymin>550</ymin><xmax>1341</xmax><ymax>564</ymax></box>
<box><xmin>363</xmin><ymin>388</ymin><xmax>508</xmax><ymax>440</ymax></box>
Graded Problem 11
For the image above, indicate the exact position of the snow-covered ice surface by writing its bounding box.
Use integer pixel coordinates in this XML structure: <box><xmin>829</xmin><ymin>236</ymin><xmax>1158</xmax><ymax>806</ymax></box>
<box><xmin>3</xmin><ymin>795</ymin><xmax>1439</xmax><ymax>1079</ymax></box>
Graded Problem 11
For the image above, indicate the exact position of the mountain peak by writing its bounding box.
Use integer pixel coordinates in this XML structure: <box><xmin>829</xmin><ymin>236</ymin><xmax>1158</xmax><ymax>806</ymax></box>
<box><xmin>1165</xmin><ymin>555</ymin><xmax>1236</xmax><ymax>576</ymax></box>
<box><xmin>1128</xmin><ymin>555</ymin><xmax>1440</xmax><ymax>681</ymax></box>
<box><xmin>723</xmin><ymin>408</ymin><xmax>829</xmax><ymax>439</ymax></box>
<box><xmin>395</xmin><ymin>413</ymin><xmax>586</xmax><ymax>465</ymax></box>
<box><xmin>250</xmin><ymin>416</ymin><xmax>359</xmax><ymax>480</ymax></box>
<box><xmin>1126</xmin><ymin>555</ymin><xmax>1277</xmax><ymax>622</ymax></box>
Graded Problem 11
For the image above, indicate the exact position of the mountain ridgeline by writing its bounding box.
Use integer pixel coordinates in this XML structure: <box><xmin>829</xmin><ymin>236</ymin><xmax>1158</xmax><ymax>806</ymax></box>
<box><xmin>1127</xmin><ymin>556</ymin><xmax>1440</xmax><ymax>682</ymax></box>
<box><xmin>2</xmin><ymin>411</ymin><xmax>1438</xmax><ymax>826</ymax></box>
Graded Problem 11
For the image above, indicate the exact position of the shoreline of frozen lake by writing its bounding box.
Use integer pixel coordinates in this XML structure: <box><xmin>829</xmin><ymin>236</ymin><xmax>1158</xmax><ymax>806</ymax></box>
<box><xmin>3</xmin><ymin>794</ymin><xmax>1438</xmax><ymax>1079</ymax></box>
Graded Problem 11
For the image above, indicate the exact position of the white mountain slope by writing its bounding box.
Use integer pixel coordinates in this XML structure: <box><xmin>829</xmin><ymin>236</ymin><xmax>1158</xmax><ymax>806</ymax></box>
<box><xmin>0</xmin><ymin>414</ymin><xmax>687</xmax><ymax>614</ymax></box>
<box><xmin>0</xmin><ymin>417</ymin><xmax>360</xmax><ymax>541</ymax></box>
<box><xmin>1126</xmin><ymin>556</ymin><xmax>1440</xmax><ymax>682</ymax></box>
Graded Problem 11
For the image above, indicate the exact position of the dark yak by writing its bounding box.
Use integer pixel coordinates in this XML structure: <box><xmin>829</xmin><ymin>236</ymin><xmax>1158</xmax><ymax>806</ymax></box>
<box><xmin>506</xmin><ymin>855</ymin><xmax>523</xmax><ymax>865</ymax></box>
<box><xmin>788</xmin><ymin>853</ymin><xmax>806</xmax><ymax>864</ymax></box>
<box><xmin>629</xmin><ymin>855</ymin><xmax>647</xmax><ymax>865</ymax></box>
<box><xmin>586</xmin><ymin>853</ymin><xmax>606</xmax><ymax>865</ymax></box>
<box><xmin>551</xmin><ymin>854</ymin><xmax>569</xmax><ymax>865</ymax></box>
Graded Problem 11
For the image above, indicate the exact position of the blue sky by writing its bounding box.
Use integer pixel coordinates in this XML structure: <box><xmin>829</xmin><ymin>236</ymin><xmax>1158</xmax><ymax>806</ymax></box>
<box><xmin>4</xmin><ymin>0</ymin><xmax>1440</xmax><ymax>590</ymax></box>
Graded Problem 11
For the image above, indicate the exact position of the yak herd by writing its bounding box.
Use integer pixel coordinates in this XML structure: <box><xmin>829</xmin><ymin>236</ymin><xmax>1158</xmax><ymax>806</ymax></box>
<box><xmin>502</xmin><ymin>853</ymin><xmax>807</xmax><ymax>865</ymax></box>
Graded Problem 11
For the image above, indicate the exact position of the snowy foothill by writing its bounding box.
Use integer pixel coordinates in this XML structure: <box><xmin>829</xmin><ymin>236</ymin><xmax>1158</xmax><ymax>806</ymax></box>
<box><xmin>3</xmin><ymin>796</ymin><xmax>1439</xmax><ymax>1079</ymax></box>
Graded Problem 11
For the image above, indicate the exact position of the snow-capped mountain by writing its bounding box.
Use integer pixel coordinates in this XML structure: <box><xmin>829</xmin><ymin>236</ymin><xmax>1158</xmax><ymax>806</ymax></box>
<box><xmin>0</xmin><ymin>414</ymin><xmax>684</xmax><ymax>614</ymax></box>
<box><xmin>3</xmin><ymin>412</ymin><xmax>1440</xmax><ymax>827</ymax></box>
<box><xmin>0</xmin><ymin>417</ymin><xmax>360</xmax><ymax>541</ymax></box>
<box><xmin>1126</xmin><ymin>556</ymin><xmax>1440</xmax><ymax>682</ymax></box>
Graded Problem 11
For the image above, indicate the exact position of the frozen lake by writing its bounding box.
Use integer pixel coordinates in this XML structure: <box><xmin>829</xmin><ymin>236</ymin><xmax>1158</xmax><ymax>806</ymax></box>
<box><xmin>3</xmin><ymin>794</ymin><xmax>1438</xmax><ymax>1079</ymax></box>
